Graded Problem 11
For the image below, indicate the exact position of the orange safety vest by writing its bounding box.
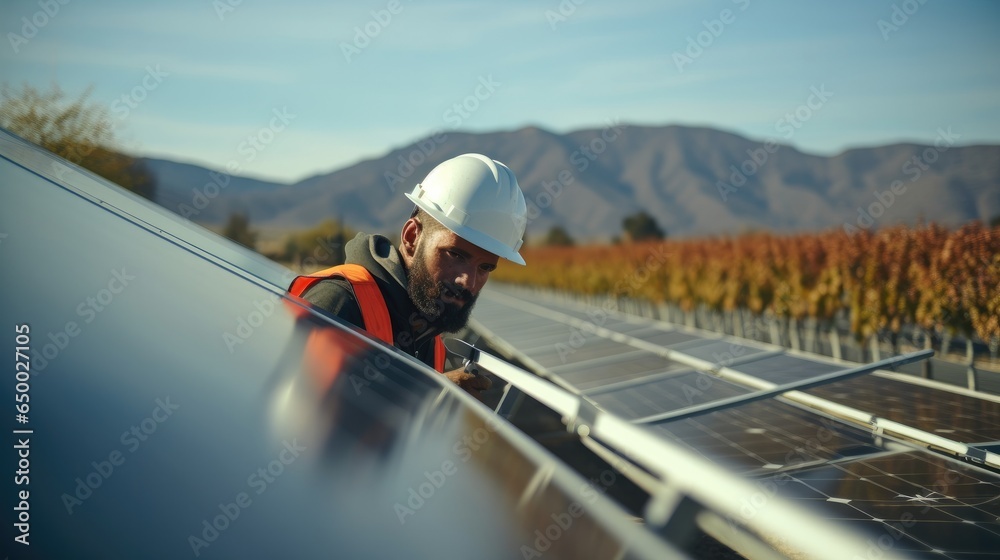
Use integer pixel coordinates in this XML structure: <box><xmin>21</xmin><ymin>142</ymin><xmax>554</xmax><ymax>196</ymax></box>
<box><xmin>288</xmin><ymin>264</ymin><xmax>447</xmax><ymax>373</ymax></box>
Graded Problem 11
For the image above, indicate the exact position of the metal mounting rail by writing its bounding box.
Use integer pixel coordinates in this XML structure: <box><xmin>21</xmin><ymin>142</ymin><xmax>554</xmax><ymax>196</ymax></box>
<box><xmin>632</xmin><ymin>349</ymin><xmax>934</xmax><ymax>424</ymax></box>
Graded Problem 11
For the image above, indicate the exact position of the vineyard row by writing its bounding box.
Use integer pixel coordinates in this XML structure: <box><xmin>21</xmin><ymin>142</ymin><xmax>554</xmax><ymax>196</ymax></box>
<box><xmin>492</xmin><ymin>223</ymin><xmax>1000</xmax><ymax>346</ymax></box>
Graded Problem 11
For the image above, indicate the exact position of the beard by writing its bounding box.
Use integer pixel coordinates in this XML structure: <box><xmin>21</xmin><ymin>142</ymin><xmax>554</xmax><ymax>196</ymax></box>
<box><xmin>407</xmin><ymin>243</ymin><xmax>478</xmax><ymax>333</ymax></box>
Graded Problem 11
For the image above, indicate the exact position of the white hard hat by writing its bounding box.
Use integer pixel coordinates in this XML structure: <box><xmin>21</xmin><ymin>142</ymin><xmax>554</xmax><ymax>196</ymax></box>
<box><xmin>406</xmin><ymin>153</ymin><xmax>527</xmax><ymax>265</ymax></box>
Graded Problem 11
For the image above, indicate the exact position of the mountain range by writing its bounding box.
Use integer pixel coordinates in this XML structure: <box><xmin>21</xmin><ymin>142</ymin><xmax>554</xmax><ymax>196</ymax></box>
<box><xmin>142</xmin><ymin>124</ymin><xmax>1000</xmax><ymax>242</ymax></box>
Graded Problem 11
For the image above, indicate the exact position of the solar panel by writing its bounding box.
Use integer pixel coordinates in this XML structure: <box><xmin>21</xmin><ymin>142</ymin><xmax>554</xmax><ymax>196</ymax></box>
<box><xmin>760</xmin><ymin>450</ymin><xmax>1000</xmax><ymax>557</ymax></box>
<box><xmin>559</xmin><ymin>352</ymin><xmax>689</xmax><ymax>391</ymax></box>
<box><xmin>588</xmin><ymin>371</ymin><xmax>751</xmax><ymax>420</ymax></box>
<box><xmin>656</xmin><ymin>338</ymin><xmax>772</xmax><ymax>366</ymax></box>
<box><xmin>631</xmin><ymin>328</ymin><xmax>711</xmax><ymax>348</ymax></box>
<box><xmin>720</xmin><ymin>353</ymin><xmax>844</xmax><ymax>385</ymax></box>
<box><xmin>807</xmin><ymin>374</ymin><xmax>1000</xmax><ymax>444</ymax></box>
<box><xmin>9</xmin><ymin>135</ymin><xmax>292</xmax><ymax>291</ymax></box>
<box><xmin>644</xmin><ymin>400</ymin><xmax>885</xmax><ymax>474</ymax></box>
<box><xmin>531</xmin><ymin>337</ymin><xmax>643</xmax><ymax>367</ymax></box>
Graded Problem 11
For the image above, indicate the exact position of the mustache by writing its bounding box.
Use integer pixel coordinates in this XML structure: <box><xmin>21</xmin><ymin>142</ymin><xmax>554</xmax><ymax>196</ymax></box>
<box><xmin>437</xmin><ymin>282</ymin><xmax>474</xmax><ymax>304</ymax></box>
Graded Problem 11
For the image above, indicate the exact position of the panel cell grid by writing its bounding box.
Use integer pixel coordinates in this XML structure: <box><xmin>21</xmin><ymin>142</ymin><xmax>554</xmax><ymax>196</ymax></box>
<box><xmin>807</xmin><ymin>375</ymin><xmax>1000</xmax><ymax>444</ymax></box>
<box><xmin>554</xmin><ymin>352</ymin><xmax>688</xmax><ymax>389</ymax></box>
<box><xmin>664</xmin><ymin>339</ymin><xmax>770</xmax><ymax>366</ymax></box>
<box><xmin>646</xmin><ymin>400</ymin><xmax>884</xmax><ymax>473</ymax></box>
<box><xmin>589</xmin><ymin>372</ymin><xmax>750</xmax><ymax>420</ymax></box>
<box><xmin>528</xmin><ymin>337</ymin><xmax>638</xmax><ymax>368</ymax></box>
<box><xmin>763</xmin><ymin>450</ymin><xmax>1000</xmax><ymax>558</ymax></box>
<box><xmin>723</xmin><ymin>353</ymin><xmax>842</xmax><ymax>384</ymax></box>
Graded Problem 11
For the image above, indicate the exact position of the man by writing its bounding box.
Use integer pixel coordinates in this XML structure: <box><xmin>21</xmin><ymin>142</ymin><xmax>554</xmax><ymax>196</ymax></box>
<box><xmin>288</xmin><ymin>153</ymin><xmax>527</xmax><ymax>399</ymax></box>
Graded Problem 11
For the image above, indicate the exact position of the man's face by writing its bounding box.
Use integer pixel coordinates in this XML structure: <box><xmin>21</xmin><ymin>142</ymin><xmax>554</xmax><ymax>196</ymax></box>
<box><xmin>407</xmin><ymin>228</ymin><xmax>500</xmax><ymax>333</ymax></box>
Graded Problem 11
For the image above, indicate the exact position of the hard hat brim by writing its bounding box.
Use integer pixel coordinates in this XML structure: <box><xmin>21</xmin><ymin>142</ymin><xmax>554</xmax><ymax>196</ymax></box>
<box><xmin>406</xmin><ymin>193</ymin><xmax>526</xmax><ymax>265</ymax></box>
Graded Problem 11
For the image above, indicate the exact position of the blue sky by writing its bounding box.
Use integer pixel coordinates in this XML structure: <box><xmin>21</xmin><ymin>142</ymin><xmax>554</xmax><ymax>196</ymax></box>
<box><xmin>2</xmin><ymin>0</ymin><xmax>999</xmax><ymax>183</ymax></box>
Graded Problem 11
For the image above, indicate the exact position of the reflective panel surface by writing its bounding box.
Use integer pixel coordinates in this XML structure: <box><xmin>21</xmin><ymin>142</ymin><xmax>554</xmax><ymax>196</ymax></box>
<box><xmin>589</xmin><ymin>371</ymin><xmax>751</xmax><ymax>420</ymax></box>
<box><xmin>760</xmin><ymin>450</ymin><xmax>1000</xmax><ymax>558</ymax></box>
<box><xmin>646</xmin><ymin>401</ymin><xmax>885</xmax><ymax>474</ymax></box>
<box><xmin>808</xmin><ymin>375</ymin><xmax>1000</xmax><ymax>444</ymax></box>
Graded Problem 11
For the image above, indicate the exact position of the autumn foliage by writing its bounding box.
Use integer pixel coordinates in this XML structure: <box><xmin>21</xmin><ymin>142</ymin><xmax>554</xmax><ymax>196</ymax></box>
<box><xmin>493</xmin><ymin>224</ymin><xmax>1000</xmax><ymax>344</ymax></box>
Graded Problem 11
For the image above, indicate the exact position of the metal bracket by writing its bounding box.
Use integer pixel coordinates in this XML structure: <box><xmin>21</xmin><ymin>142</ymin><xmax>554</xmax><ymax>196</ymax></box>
<box><xmin>965</xmin><ymin>446</ymin><xmax>987</xmax><ymax>464</ymax></box>
<box><xmin>568</xmin><ymin>398</ymin><xmax>601</xmax><ymax>436</ymax></box>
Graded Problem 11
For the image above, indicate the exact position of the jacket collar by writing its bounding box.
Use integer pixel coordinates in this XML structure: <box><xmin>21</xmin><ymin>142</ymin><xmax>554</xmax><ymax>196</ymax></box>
<box><xmin>344</xmin><ymin>233</ymin><xmax>444</xmax><ymax>350</ymax></box>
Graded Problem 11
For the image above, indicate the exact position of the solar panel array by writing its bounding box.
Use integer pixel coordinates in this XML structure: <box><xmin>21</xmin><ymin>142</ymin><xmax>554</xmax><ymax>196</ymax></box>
<box><xmin>471</xmin><ymin>285</ymin><xmax>1000</xmax><ymax>559</ymax></box>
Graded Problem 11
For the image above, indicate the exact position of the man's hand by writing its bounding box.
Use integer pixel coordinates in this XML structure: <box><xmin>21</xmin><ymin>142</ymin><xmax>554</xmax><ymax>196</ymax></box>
<box><xmin>442</xmin><ymin>366</ymin><xmax>492</xmax><ymax>401</ymax></box>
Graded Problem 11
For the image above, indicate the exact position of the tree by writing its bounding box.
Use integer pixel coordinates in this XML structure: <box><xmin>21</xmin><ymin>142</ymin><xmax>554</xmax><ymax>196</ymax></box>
<box><xmin>0</xmin><ymin>83</ymin><xmax>155</xmax><ymax>199</ymax></box>
<box><xmin>283</xmin><ymin>219</ymin><xmax>355</xmax><ymax>268</ymax></box>
<box><xmin>223</xmin><ymin>213</ymin><xmax>257</xmax><ymax>250</ymax></box>
<box><xmin>622</xmin><ymin>211</ymin><xmax>665</xmax><ymax>242</ymax></box>
<box><xmin>543</xmin><ymin>225</ymin><xmax>575</xmax><ymax>247</ymax></box>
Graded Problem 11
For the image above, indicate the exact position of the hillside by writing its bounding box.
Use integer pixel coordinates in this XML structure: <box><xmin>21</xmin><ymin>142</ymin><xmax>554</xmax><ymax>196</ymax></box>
<box><xmin>144</xmin><ymin>124</ymin><xmax>1000</xmax><ymax>241</ymax></box>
